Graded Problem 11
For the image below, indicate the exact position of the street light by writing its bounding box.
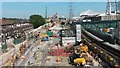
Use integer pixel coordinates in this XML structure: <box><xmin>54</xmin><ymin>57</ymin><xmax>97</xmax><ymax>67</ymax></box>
<box><xmin>60</xmin><ymin>21</ymin><xmax>65</xmax><ymax>46</ymax></box>
<box><xmin>1</xmin><ymin>34</ymin><xmax>7</xmax><ymax>53</ymax></box>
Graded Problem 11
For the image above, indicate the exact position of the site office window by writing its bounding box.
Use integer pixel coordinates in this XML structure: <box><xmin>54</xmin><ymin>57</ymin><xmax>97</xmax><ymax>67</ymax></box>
<box><xmin>62</xmin><ymin>29</ymin><xmax>75</xmax><ymax>37</ymax></box>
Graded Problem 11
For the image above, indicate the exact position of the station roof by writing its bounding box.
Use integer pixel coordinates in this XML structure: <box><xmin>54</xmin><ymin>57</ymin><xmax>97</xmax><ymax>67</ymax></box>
<box><xmin>98</xmin><ymin>13</ymin><xmax>119</xmax><ymax>16</ymax></box>
<box><xmin>80</xmin><ymin>10</ymin><xmax>100</xmax><ymax>16</ymax></box>
<box><xmin>0</xmin><ymin>19</ymin><xmax>19</xmax><ymax>26</ymax></box>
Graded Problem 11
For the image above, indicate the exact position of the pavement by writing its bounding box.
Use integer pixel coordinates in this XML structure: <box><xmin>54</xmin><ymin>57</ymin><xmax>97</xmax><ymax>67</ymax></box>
<box><xmin>104</xmin><ymin>42</ymin><xmax>120</xmax><ymax>51</ymax></box>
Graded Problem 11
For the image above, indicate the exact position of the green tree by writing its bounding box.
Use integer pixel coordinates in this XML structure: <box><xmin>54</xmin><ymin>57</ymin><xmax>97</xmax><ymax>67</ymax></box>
<box><xmin>30</xmin><ymin>15</ymin><xmax>45</xmax><ymax>28</ymax></box>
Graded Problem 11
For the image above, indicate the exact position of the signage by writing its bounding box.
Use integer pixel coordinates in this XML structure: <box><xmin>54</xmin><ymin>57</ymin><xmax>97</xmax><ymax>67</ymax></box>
<box><xmin>41</xmin><ymin>33</ymin><xmax>47</xmax><ymax>37</ymax></box>
<box><xmin>62</xmin><ymin>37</ymin><xmax>75</xmax><ymax>47</ymax></box>
<box><xmin>76</xmin><ymin>24</ymin><xmax>81</xmax><ymax>42</ymax></box>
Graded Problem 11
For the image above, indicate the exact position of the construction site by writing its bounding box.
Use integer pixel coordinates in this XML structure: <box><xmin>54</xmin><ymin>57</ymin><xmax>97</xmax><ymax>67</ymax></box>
<box><xmin>1</xmin><ymin>0</ymin><xmax>120</xmax><ymax>68</ymax></box>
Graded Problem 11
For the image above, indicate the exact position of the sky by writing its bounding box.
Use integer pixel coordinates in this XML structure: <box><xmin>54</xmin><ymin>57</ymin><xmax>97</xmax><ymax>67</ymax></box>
<box><xmin>2</xmin><ymin>2</ymin><xmax>107</xmax><ymax>19</ymax></box>
<box><xmin>1</xmin><ymin>0</ymin><xmax>120</xmax><ymax>2</ymax></box>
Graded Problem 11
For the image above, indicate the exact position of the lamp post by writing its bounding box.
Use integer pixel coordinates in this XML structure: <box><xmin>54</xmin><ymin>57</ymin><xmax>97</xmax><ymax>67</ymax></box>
<box><xmin>61</xmin><ymin>21</ymin><xmax>64</xmax><ymax>46</ymax></box>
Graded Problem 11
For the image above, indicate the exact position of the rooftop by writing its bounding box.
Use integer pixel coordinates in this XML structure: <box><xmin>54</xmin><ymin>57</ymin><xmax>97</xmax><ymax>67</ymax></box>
<box><xmin>0</xmin><ymin>18</ymin><xmax>30</xmax><ymax>26</ymax></box>
<box><xmin>80</xmin><ymin>10</ymin><xmax>100</xmax><ymax>16</ymax></box>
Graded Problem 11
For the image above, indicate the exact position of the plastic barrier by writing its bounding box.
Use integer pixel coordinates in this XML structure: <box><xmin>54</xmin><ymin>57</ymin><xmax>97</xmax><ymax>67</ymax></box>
<box><xmin>14</xmin><ymin>37</ymin><xmax>26</xmax><ymax>44</ymax></box>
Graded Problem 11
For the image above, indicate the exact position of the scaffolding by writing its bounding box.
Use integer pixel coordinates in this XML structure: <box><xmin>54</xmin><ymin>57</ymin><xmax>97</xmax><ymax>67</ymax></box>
<box><xmin>68</xmin><ymin>2</ymin><xmax>74</xmax><ymax>21</ymax></box>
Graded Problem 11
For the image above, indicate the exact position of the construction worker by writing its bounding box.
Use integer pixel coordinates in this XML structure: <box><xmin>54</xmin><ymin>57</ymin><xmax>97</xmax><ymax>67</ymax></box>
<box><xmin>98</xmin><ymin>58</ymin><xmax>102</xmax><ymax>63</ymax></box>
<box><xmin>95</xmin><ymin>54</ymin><xmax>98</xmax><ymax>61</ymax></box>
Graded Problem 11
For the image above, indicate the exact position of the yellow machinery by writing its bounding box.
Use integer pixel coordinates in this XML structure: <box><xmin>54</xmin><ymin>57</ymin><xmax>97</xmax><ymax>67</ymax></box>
<box><xmin>40</xmin><ymin>33</ymin><xmax>47</xmax><ymax>37</ymax></box>
<box><xmin>102</xmin><ymin>28</ymin><xmax>110</xmax><ymax>32</ymax></box>
<box><xmin>80</xmin><ymin>45</ymin><xmax>88</xmax><ymax>52</ymax></box>
<box><xmin>74</xmin><ymin>58</ymin><xmax>86</xmax><ymax>65</ymax></box>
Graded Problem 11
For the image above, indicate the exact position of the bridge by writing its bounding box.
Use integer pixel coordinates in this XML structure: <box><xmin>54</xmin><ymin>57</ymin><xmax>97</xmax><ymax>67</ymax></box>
<box><xmin>72</xmin><ymin>20</ymin><xmax>120</xmax><ymax>45</ymax></box>
<box><xmin>75</xmin><ymin>20</ymin><xmax>120</xmax><ymax>30</ymax></box>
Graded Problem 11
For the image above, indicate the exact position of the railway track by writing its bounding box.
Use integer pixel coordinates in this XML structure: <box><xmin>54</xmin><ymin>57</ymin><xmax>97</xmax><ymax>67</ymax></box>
<box><xmin>81</xmin><ymin>29</ymin><xmax>120</xmax><ymax>67</ymax></box>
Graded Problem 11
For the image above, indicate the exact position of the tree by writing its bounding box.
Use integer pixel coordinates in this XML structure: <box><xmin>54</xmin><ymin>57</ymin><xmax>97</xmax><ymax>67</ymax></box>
<box><xmin>30</xmin><ymin>15</ymin><xmax>45</xmax><ymax>28</ymax></box>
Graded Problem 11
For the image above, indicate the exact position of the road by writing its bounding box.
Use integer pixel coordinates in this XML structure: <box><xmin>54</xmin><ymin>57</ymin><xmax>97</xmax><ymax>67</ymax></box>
<box><xmin>16</xmin><ymin>40</ymin><xmax>38</xmax><ymax>66</ymax></box>
<box><xmin>25</xmin><ymin>37</ymin><xmax>60</xmax><ymax>66</ymax></box>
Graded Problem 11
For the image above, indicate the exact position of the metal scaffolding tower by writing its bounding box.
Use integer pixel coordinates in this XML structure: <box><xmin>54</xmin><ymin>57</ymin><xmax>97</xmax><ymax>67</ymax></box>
<box><xmin>106</xmin><ymin>0</ymin><xmax>112</xmax><ymax>15</ymax></box>
<box><xmin>106</xmin><ymin>0</ymin><xmax>118</xmax><ymax>20</ymax></box>
<box><xmin>106</xmin><ymin>0</ymin><xmax>118</xmax><ymax>15</ymax></box>
<box><xmin>68</xmin><ymin>2</ymin><xmax>74</xmax><ymax>21</ymax></box>
<box><xmin>45</xmin><ymin>6</ymin><xmax>47</xmax><ymax>18</ymax></box>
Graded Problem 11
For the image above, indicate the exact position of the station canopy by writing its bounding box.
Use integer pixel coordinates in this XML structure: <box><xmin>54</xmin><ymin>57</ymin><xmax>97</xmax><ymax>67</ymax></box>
<box><xmin>80</xmin><ymin>10</ymin><xmax>100</xmax><ymax>16</ymax></box>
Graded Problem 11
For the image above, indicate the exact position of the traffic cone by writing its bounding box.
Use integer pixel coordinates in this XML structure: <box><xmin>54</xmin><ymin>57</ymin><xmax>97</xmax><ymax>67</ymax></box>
<box><xmin>56</xmin><ymin>57</ymin><xmax>61</xmax><ymax>62</ymax></box>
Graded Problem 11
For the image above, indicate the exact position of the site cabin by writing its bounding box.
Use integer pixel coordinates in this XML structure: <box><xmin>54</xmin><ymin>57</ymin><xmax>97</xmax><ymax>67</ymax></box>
<box><xmin>47</xmin><ymin>31</ymin><xmax>53</xmax><ymax>37</ymax></box>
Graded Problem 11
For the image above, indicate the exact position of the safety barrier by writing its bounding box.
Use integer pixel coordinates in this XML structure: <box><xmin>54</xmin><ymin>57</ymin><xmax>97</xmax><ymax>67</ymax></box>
<box><xmin>14</xmin><ymin>37</ymin><xmax>26</xmax><ymax>45</ymax></box>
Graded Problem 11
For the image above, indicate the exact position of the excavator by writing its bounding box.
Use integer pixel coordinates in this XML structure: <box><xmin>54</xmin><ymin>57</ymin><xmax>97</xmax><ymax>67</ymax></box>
<box><xmin>68</xmin><ymin>50</ymin><xmax>86</xmax><ymax>66</ymax></box>
<box><xmin>68</xmin><ymin>40</ymin><xmax>88</xmax><ymax>66</ymax></box>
